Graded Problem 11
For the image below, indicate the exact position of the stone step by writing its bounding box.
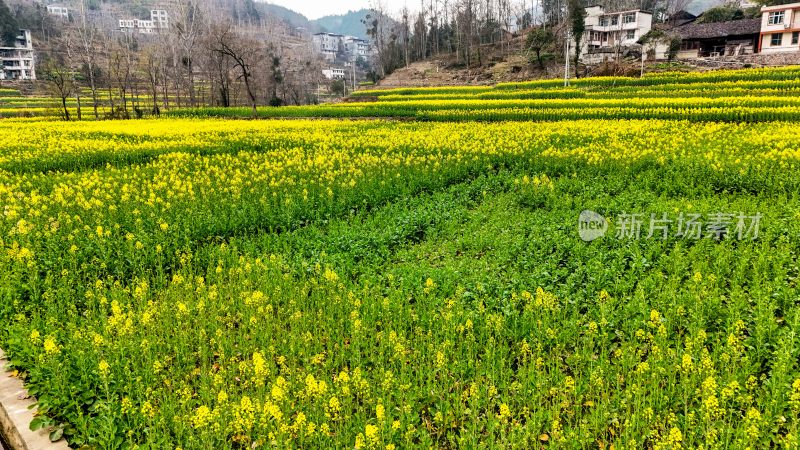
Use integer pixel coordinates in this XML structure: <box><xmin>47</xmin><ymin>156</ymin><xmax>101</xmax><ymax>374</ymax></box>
<box><xmin>0</xmin><ymin>348</ymin><xmax>70</xmax><ymax>450</ymax></box>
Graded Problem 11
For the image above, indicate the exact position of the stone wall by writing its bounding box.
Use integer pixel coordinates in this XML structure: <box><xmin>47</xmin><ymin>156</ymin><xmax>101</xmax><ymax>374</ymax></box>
<box><xmin>738</xmin><ymin>52</ymin><xmax>800</xmax><ymax>65</ymax></box>
<box><xmin>584</xmin><ymin>50</ymin><xmax>800</xmax><ymax>70</ymax></box>
<box><xmin>690</xmin><ymin>52</ymin><xmax>800</xmax><ymax>68</ymax></box>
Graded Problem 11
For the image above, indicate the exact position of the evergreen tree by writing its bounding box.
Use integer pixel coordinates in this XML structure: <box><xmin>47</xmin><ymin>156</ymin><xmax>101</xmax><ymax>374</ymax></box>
<box><xmin>0</xmin><ymin>0</ymin><xmax>19</xmax><ymax>46</ymax></box>
<box><xmin>568</xmin><ymin>0</ymin><xmax>586</xmax><ymax>79</ymax></box>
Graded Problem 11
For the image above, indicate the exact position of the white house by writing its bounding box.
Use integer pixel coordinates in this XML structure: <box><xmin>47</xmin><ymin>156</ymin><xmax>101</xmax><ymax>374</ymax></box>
<box><xmin>46</xmin><ymin>4</ymin><xmax>69</xmax><ymax>20</ymax></box>
<box><xmin>119</xmin><ymin>10</ymin><xmax>169</xmax><ymax>34</ymax></box>
<box><xmin>0</xmin><ymin>29</ymin><xmax>36</xmax><ymax>81</ymax></box>
<box><xmin>151</xmin><ymin>10</ymin><xmax>169</xmax><ymax>29</ymax></box>
<box><xmin>119</xmin><ymin>19</ymin><xmax>135</xmax><ymax>32</ymax></box>
<box><xmin>137</xmin><ymin>19</ymin><xmax>157</xmax><ymax>34</ymax></box>
<box><xmin>759</xmin><ymin>2</ymin><xmax>800</xmax><ymax>53</ymax></box>
<box><xmin>322</xmin><ymin>67</ymin><xmax>346</xmax><ymax>80</ymax></box>
<box><xmin>583</xmin><ymin>6</ymin><xmax>653</xmax><ymax>61</ymax></box>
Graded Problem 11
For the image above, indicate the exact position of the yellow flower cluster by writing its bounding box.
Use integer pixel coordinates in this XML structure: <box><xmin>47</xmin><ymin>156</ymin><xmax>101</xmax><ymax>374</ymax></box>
<box><xmin>4</xmin><ymin>66</ymin><xmax>800</xmax><ymax>448</ymax></box>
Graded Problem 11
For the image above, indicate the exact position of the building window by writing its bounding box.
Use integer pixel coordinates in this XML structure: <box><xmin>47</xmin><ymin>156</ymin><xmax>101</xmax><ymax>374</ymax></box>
<box><xmin>611</xmin><ymin>16</ymin><xmax>619</xmax><ymax>25</ymax></box>
<box><xmin>793</xmin><ymin>32</ymin><xmax>799</xmax><ymax>45</ymax></box>
<box><xmin>626</xmin><ymin>30</ymin><xmax>635</xmax><ymax>40</ymax></box>
<box><xmin>600</xmin><ymin>17</ymin><xmax>608</xmax><ymax>26</ymax></box>
<box><xmin>623</xmin><ymin>13</ymin><xmax>635</xmax><ymax>23</ymax></box>
<box><xmin>771</xmin><ymin>33</ymin><xmax>783</xmax><ymax>46</ymax></box>
<box><xmin>768</xmin><ymin>11</ymin><xmax>785</xmax><ymax>25</ymax></box>
<box><xmin>680</xmin><ymin>41</ymin><xmax>699</xmax><ymax>50</ymax></box>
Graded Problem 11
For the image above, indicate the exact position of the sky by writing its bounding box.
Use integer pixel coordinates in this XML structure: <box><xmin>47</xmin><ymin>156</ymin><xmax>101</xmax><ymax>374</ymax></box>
<box><xmin>264</xmin><ymin>0</ymin><xmax>410</xmax><ymax>20</ymax></box>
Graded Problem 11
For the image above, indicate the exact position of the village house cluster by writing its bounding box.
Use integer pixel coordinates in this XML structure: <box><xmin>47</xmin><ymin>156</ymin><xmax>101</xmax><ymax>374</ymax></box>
<box><xmin>582</xmin><ymin>2</ymin><xmax>800</xmax><ymax>61</ymax></box>
<box><xmin>311</xmin><ymin>32</ymin><xmax>372</xmax><ymax>80</ymax></box>
<box><xmin>42</xmin><ymin>1</ymin><xmax>170</xmax><ymax>36</ymax></box>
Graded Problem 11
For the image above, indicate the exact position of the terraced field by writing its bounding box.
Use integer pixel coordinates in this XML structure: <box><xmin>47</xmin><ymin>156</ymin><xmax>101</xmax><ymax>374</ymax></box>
<box><xmin>0</xmin><ymin>88</ymin><xmax>177</xmax><ymax>119</ymax></box>
<box><xmin>1</xmin><ymin>67</ymin><xmax>800</xmax><ymax>448</ymax></box>
<box><xmin>168</xmin><ymin>66</ymin><xmax>800</xmax><ymax>122</ymax></box>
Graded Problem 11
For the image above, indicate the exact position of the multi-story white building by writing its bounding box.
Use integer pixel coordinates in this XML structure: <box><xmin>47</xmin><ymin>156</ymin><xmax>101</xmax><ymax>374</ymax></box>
<box><xmin>583</xmin><ymin>6</ymin><xmax>653</xmax><ymax>60</ymax></box>
<box><xmin>0</xmin><ymin>29</ymin><xmax>36</xmax><ymax>81</ymax></box>
<box><xmin>46</xmin><ymin>4</ymin><xmax>69</xmax><ymax>20</ymax></box>
<box><xmin>138</xmin><ymin>19</ymin><xmax>157</xmax><ymax>34</ymax></box>
<box><xmin>151</xmin><ymin>10</ymin><xmax>169</xmax><ymax>29</ymax></box>
<box><xmin>313</xmin><ymin>33</ymin><xmax>344</xmax><ymax>61</ymax></box>
<box><xmin>344</xmin><ymin>36</ymin><xmax>370</xmax><ymax>59</ymax></box>
<box><xmin>322</xmin><ymin>67</ymin><xmax>346</xmax><ymax>79</ymax></box>
<box><xmin>759</xmin><ymin>2</ymin><xmax>800</xmax><ymax>53</ymax></box>
<box><xmin>313</xmin><ymin>33</ymin><xmax>372</xmax><ymax>61</ymax></box>
<box><xmin>119</xmin><ymin>10</ymin><xmax>169</xmax><ymax>34</ymax></box>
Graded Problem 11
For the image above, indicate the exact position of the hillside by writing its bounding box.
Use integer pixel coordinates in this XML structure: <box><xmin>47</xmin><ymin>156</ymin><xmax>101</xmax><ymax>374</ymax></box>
<box><xmin>363</xmin><ymin>23</ymin><xmax>800</xmax><ymax>91</ymax></box>
<box><xmin>259</xmin><ymin>2</ymin><xmax>325</xmax><ymax>32</ymax></box>
<box><xmin>257</xmin><ymin>2</ymin><xmax>370</xmax><ymax>37</ymax></box>
<box><xmin>687</xmin><ymin>0</ymin><xmax>724</xmax><ymax>15</ymax></box>
<box><xmin>312</xmin><ymin>9</ymin><xmax>370</xmax><ymax>39</ymax></box>
<box><xmin>364</xmin><ymin>34</ymin><xmax>567</xmax><ymax>89</ymax></box>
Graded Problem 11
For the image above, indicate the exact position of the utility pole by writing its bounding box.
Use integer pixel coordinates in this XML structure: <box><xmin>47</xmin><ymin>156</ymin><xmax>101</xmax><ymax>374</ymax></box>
<box><xmin>564</xmin><ymin>30</ymin><xmax>570</xmax><ymax>86</ymax></box>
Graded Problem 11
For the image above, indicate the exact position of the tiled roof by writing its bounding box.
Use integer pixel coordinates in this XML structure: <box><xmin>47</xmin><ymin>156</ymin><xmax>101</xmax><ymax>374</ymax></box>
<box><xmin>674</xmin><ymin>18</ymin><xmax>761</xmax><ymax>39</ymax></box>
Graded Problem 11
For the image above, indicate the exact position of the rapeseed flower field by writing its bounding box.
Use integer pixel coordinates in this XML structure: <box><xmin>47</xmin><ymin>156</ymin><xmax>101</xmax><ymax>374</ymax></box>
<box><xmin>1</xmin><ymin>67</ymin><xmax>800</xmax><ymax>448</ymax></box>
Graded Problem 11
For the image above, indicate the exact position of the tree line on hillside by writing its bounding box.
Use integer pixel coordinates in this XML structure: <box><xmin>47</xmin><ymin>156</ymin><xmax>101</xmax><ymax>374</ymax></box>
<box><xmin>365</xmin><ymin>0</ymin><xmax>784</xmax><ymax>80</ymax></box>
<box><xmin>1</xmin><ymin>0</ymin><xmax>788</xmax><ymax>121</ymax></box>
<box><xmin>1</xmin><ymin>0</ymin><xmax>325</xmax><ymax>119</ymax></box>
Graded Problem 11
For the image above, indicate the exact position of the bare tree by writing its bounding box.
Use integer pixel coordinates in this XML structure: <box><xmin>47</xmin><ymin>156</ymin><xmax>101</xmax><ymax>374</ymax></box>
<box><xmin>210</xmin><ymin>23</ymin><xmax>261</xmax><ymax>116</ymax></box>
<box><xmin>152</xmin><ymin>33</ymin><xmax>174</xmax><ymax>110</ymax></box>
<box><xmin>173</xmin><ymin>0</ymin><xmax>203</xmax><ymax>107</ymax></box>
<box><xmin>457</xmin><ymin>0</ymin><xmax>478</xmax><ymax>66</ymax></box>
<box><xmin>365</xmin><ymin>0</ymin><xmax>393</xmax><ymax>77</ymax></box>
<box><xmin>202</xmin><ymin>26</ymin><xmax>234</xmax><ymax>107</ymax></box>
<box><xmin>401</xmin><ymin>6</ymin><xmax>411</xmax><ymax>67</ymax></box>
<box><xmin>69</xmin><ymin>0</ymin><xmax>100</xmax><ymax>119</ymax></box>
<box><xmin>141</xmin><ymin>45</ymin><xmax>164</xmax><ymax>116</ymax></box>
<box><xmin>108</xmin><ymin>37</ymin><xmax>136</xmax><ymax>119</ymax></box>
<box><xmin>663</xmin><ymin>0</ymin><xmax>693</xmax><ymax>23</ymax></box>
<box><xmin>41</xmin><ymin>59</ymin><xmax>75</xmax><ymax>121</ymax></box>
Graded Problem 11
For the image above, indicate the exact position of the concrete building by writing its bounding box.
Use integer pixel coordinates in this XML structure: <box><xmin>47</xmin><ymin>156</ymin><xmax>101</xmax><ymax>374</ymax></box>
<box><xmin>322</xmin><ymin>67</ymin><xmax>346</xmax><ymax>79</ymax></box>
<box><xmin>313</xmin><ymin>33</ymin><xmax>372</xmax><ymax>62</ymax></box>
<box><xmin>0</xmin><ymin>29</ymin><xmax>36</xmax><ymax>81</ymax></box>
<box><xmin>583</xmin><ymin>6</ymin><xmax>653</xmax><ymax>62</ymax></box>
<box><xmin>313</xmin><ymin>32</ymin><xmax>344</xmax><ymax>61</ymax></box>
<box><xmin>46</xmin><ymin>4</ymin><xmax>69</xmax><ymax>20</ymax></box>
<box><xmin>759</xmin><ymin>2</ymin><xmax>800</xmax><ymax>53</ymax></box>
<box><xmin>119</xmin><ymin>10</ymin><xmax>169</xmax><ymax>34</ymax></box>
<box><xmin>344</xmin><ymin>36</ymin><xmax>370</xmax><ymax>59</ymax></box>
<box><xmin>151</xmin><ymin>9</ymin><xmax>169</xmax><ymax>29</ymax></box>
